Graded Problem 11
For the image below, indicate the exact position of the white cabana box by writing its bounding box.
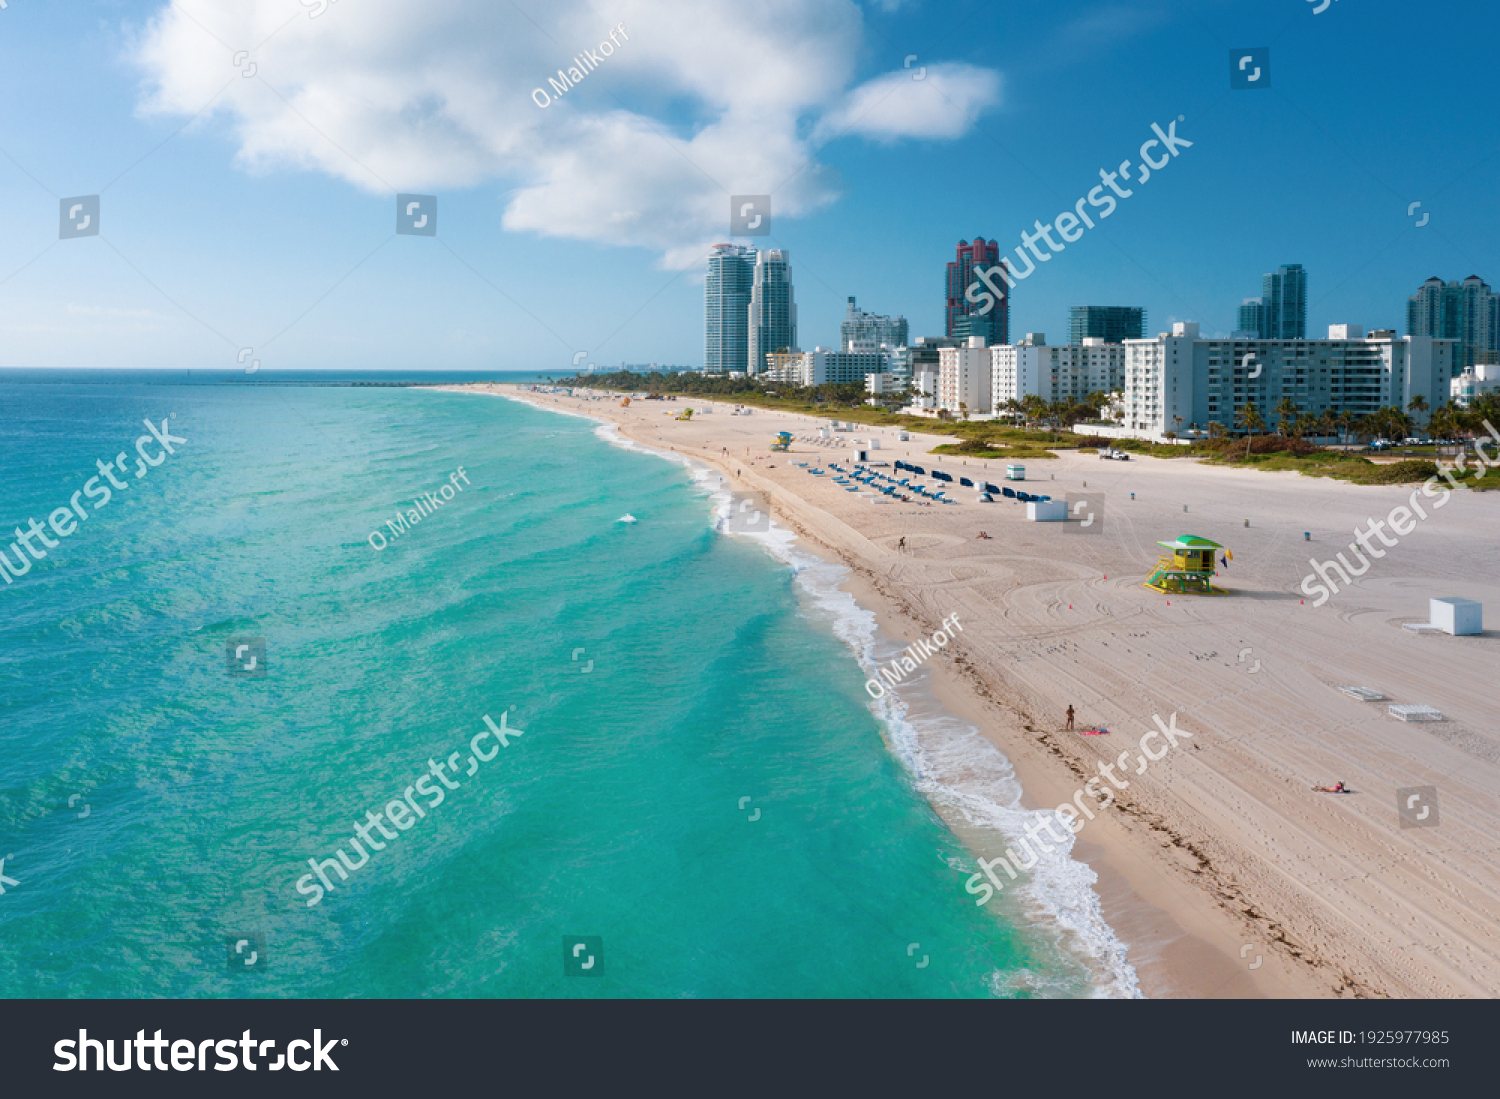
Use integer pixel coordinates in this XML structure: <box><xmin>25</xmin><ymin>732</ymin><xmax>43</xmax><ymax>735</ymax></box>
<box><xmin>1027</xmin><ymin>499</ymin><xmax>1067</xmax><ymax>522</ymax></box>
<box><xmin>1430</xmin><ymin>597</ymin><xmax>1481</xmax><ymax>636</ymax></box>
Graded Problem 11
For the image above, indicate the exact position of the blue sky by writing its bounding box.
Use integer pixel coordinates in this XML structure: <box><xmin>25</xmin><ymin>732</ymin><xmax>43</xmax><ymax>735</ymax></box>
<box><xmin>0</xmin><ymin>0</ymin><xmax>1494</xmax><ymax>372</ymax></box>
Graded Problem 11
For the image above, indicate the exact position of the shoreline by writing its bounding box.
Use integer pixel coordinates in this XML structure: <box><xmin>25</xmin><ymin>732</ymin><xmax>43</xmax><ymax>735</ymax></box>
<box><xmin>449</xmin><ymin>384</ymin><xmax>1146</xmax><ymax>994</ymax></box>
<box><xmin>428</xmin><ymin>382</ymin><xmax>1500</xmax><ymax>1000</ymax></box>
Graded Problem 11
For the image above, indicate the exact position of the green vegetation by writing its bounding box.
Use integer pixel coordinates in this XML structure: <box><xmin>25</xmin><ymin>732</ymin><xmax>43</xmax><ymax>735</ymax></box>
<box><xmin>559</xmin><ymin>371</ymin><xmax>1500</xmax><ymax>490</ymax></box>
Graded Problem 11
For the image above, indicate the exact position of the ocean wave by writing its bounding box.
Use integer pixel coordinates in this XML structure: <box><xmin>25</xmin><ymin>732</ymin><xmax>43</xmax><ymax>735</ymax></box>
<box><xmin>784</xmin><ymin>547</ymin><xmax>1141</xmax><ymax>999</ymax></box>
<box><xmin>507</xmin><ymin>391</ymin><xmax>1140</xmax><ymax>998</ymax></box>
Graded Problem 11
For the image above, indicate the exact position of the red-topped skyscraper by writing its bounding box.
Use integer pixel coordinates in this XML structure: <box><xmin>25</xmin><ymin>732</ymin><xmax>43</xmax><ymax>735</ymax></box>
<box><xmin>945</xmin><ymin>238</ymin><xmax>1007</xmax><ymax>345</ymax></box>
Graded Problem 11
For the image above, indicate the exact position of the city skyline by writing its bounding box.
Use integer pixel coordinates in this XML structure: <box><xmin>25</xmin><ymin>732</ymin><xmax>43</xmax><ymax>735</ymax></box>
<box><xmin>1</xmin><ymin>2</ymin><xmax>1495</xmax><ymax>372</ymax></box>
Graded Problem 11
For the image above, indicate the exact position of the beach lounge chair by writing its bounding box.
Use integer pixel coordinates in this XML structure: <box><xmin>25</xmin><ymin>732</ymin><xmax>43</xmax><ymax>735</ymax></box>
<box><xmin>960</xmin><ymin>477</ymin><xmax>973</xmax><ymax>487</ymax></box>
<box><xmin>1001</xmin><ymin>487</ymin><xmax>1015</xmax><ymax>498</ymax></box>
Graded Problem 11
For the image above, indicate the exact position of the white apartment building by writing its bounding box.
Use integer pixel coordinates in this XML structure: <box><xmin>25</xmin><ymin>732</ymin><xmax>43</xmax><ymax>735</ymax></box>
<box><xmin>909</xmin><ymin>367</ymin><xmax>940</xmax><ymax>411</ymax></box>
<box><xmin>937</xmin><ymin>336</ymin><xmax>992</xmax><ymax>414</ymax></box>
<box><xmin>760</xmin><ymin>347</ymin><xmax>886</xmax><ymax>387</ymax></box>
<box><xmin>990</xmin><ymin>334</ymin><xmax>1125</xmax><ymax>410</ymax></box>
<box><xmin>1452</xmin><ymin>364</ymin><xmax>1500</xmax><ymax>407</ymax></box>
<box><xmin>1118</xmin><ymin>322</ymin><xmax>1458</xmax><ymax>440</ymax></box>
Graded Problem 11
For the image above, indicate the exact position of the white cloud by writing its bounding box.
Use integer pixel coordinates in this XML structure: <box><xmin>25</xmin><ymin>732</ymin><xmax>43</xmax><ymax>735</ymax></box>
<box><xmin>813</xmin><ymin>63</ymin><xmax>1002</xmax><ymax>145</ymax></box>
<box><xmin>132</xmin><ymin>0</ymin><xmax>998</xmax><ymax>266</ymax></box>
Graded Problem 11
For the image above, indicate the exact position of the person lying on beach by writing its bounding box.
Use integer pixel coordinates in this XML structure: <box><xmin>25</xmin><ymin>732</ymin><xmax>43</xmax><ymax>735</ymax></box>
<box><xmin>1312</xmin><ymin>782</ymin><xmax>1349</xmax><ymax>793</ymax></box>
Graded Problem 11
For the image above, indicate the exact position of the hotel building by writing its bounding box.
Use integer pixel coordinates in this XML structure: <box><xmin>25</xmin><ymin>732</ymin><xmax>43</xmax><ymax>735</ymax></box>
<box><xmin>1115</xmin><ymin>322</ymin><xmax>1458</xmax><ymax>440</ymax></box>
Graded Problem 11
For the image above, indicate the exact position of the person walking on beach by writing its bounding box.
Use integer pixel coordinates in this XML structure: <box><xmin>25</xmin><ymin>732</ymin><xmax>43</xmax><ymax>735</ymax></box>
<box><xmin>897</xmin><ymin>536</ymin><xmax>906</xmax><ymax>553</ymax></box>
<box><xmin>1065</xmin><ymin>705</ymin><xmax>1075</xmax><ymax>731</ymax></box>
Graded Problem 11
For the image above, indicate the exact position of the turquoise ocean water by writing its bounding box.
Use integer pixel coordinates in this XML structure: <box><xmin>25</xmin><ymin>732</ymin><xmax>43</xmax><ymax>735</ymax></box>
<box><xmin>0</xmin><ymin>378</ymin><xmax>1133</xmax><ymax>997</ymax></box>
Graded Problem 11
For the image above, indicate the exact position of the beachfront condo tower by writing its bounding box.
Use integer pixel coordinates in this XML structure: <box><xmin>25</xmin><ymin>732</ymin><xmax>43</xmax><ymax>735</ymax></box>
<box><xmin>705</xmin><ymin>244</ymin><xmax>756</xmax><ymax>373</ymax></box>
<box><xmin>840</xmin><ymin>296</ymin><xmax>908</xmax><ymax>352</ymax></box>
<box><xmin>747</xmin><ymin>249</ymin><xmax>797</xmax><ymax>377</ymax></box>
<box><xmin>945</xmin><ymin>238</ymin><xmax>1007</xmax><ymax>346</ymax></box>
<box><xmin>1407</xmin><ymin>275</ymin><xmax>1499</xmax><ymax>371</ymax></box>
<box><xmin>1239</xmin><ymin>264</ymin><xmax>1307</xmax><ymax>339</ymax></box>
<box><xmin>1068</xmin><ymin>306</ymin><xmax>1145</xmax><ymax>345</ymax></box>
<box><xmin>1236</xmin><ymin>298</ymin><xmax>1265</xmax><ymax>338</ymax></box>
<box><xmin>1117</xmin><ymin>322</ymin><xmax>1457</xmax><ymax>441</ymax></box>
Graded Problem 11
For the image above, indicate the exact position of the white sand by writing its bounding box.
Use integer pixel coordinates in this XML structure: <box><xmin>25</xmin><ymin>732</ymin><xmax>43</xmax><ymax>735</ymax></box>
<box><xmin>441</xmin><ymin>385</ymin><xmax>1500</xmax><ymax>999</ymax></box>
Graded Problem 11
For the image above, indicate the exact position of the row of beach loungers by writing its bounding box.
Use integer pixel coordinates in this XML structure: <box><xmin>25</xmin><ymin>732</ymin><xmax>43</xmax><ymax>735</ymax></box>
<box><xmin>790</xmin><ymin>460</ymin><xmax>1055</xmax><ymax>508</ymax></box>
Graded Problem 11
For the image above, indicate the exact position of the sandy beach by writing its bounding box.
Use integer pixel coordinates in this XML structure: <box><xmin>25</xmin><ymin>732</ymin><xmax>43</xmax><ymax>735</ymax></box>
<box><xmin>439</xmin><ymin>383</ymin><xmax>1500</xmax><ymax>999</ymax></box>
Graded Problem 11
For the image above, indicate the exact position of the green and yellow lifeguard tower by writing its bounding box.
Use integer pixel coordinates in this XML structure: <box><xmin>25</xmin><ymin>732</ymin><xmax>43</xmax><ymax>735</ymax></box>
<box><xmin>1146</xmin><ymin>535</ymin><xmax>1227</xmax><ymax>594</ymax></box>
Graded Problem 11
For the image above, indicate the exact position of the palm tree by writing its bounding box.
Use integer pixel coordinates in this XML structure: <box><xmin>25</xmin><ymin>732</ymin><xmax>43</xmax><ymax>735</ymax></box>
<box><xmin>1336</xmin><ymin>408</ymin><xmax>1355</xmax><ymax>449</ymax></box>
<box><xmin>1236</xmin><ymin>401</ymin><xmax>1265</xmax><ymax>458</ymax></box>
<box><xmin>1407</xmin><ymin>393</ymin><xmax>1429</xmax><ymax>431</ymax></box>
<box><xmin>1273</xmin><ymin>397</ymin><xmax>1299</xmax><ymax>437</ymax></box>
<box><xmin>1294</xmin><ymin>411</ymin><xmax>1317</xmax><ymax>439</ymax></box>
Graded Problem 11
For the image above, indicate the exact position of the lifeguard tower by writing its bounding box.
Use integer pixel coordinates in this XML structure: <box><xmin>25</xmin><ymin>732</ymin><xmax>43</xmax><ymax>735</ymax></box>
<box><xmin>770</xmin><ymin>432</ymin><xmax>792</xmax><ymax>452</ymax></box>
<box><xmin>1146</xmin><ymin>535</ymin><xmax>1226</xmax><ymax>594</ymax></box>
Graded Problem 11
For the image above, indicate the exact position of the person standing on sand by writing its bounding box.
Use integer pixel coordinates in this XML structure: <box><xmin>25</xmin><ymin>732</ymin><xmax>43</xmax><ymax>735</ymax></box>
<box><xmin>897</xmin><ymin>536</ymin><xmax>906</xmax><ymax>552</ymax></box>
<box><xmin>1065</xmin><ymin>705</ymin><xmax>1075</xmax><ymax>731</ymax></box>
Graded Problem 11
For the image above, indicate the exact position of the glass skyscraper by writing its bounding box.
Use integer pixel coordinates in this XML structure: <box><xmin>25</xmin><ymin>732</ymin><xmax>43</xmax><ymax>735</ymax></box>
<box><xmin>945</xmin><ymin>238</ymin><xmax>1006</xmax><ymax>346</ymax></box>
<box><xmin>840</xmin><ymin>296</ymin><xmax>907</xmax><ymax>351</ymax></box>
<box><xmin>1261</xmin><ymin>264</ymin><xmax>1307</xmax><ymax>339</ymax></box>
<box><xmin>1068</xmin><ymin>306</ymin><xmax>1145</xmax><ymax>344</ymax></box>
<box><xmin>1407</xmin><ymin>275</ymin><xmax>1499</xmax><ymax>370</ymax></box>
<box><xmin>747</xmin><ymin>250</ymin><xmax>797</xmax><ymax>376</ymax></box>
<box><xmin>1236</xmin><ymin>298</ymin><xmax>1265</xmax><ymax>336</ymax></box>
<box><xmin>705</xmin><ymin>244</ymin><xmax>756</xmax><ymax>373</ymax></box>
<box><xmin>1235</xmin><ymin>265</ymin><xmax>1306</xmax><ymax>339</ymax></box>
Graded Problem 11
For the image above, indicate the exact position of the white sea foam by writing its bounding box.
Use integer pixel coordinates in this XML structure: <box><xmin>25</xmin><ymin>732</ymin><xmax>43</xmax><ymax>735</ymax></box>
<box><xmin>504</xmin><ymin>391</ymin><xmax>1140</xmax><ymax>998</ymax></box>
<box><xmin>782</xmin><ymin>544</ymin><xmax>1141</xmax><ymax>999</ymax></box>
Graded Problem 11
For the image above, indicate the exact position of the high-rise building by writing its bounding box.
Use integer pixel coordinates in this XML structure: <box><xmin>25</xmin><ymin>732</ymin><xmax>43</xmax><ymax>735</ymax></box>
<box><xmin>1068</xmin><ymin>306</ymin><xmax>1145</xmax><ymax>345</ymax></box>
<box><xmin>705</xmin><ymin>244</ymin><xmax>756</xmax><ymax>373</ymax></box>
<box><xmin>840</xmin><ymin>297</ymin><xmax>907</xmax><ymax>351</ymax></box>
<box><xmin>1260</xmin><ymin>264</ymin><xmax>1307</xmax><ymax>339</ymax></box>
<box><xmin>991</xmin><ymin>335</ymin><xmax>1125</xmax><ymax>410</ymax></box>
<box><xmin>747</xmin><ymin>249</ymin><xmax>797</xmax><ymax>376</ymax></box>
<box><xmin>945</xmin><ymin>238</ymin><xmax>1007</xmax><ymax>346</ymax></box>
<box><xmin>1407</xmin><ymin>275</ymin><xmax>1500</xmax><ymax>371</ymax></box>
<box><xmin>1236</xmin><ymin>298</ymin><xmax>1265</xmax><ymax>337</ymax></box>
<box><xmin>760</xmin><ymin>347</ymin><xmax>886</xmax><ymax>388</ymax></box>
<box><xmin>937</xmin><ymin>337</ymin><xmax>993</xmax><ymax>414</ymax></box>
<box><xmin>1115</xmin><ymin>322</ymin><xmax>1456</xmax><ymax>440</ymax></box>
